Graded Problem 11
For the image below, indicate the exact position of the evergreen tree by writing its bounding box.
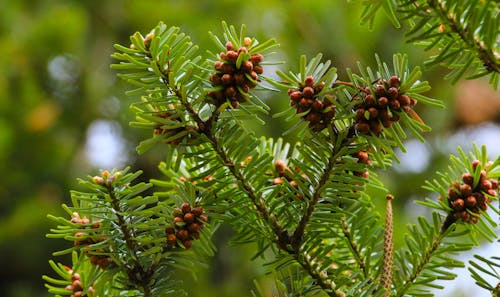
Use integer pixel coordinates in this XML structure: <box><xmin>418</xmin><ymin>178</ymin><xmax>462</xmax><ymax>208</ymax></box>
<box><xmin>44</xmin><ymin>1</ymin><xmax>499</xmax><ymax>296</ymax></box>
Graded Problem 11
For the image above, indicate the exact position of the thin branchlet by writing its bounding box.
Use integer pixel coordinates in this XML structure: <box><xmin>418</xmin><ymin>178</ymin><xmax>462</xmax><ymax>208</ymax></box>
<box><xmin>395</xmin><ymin>213</ymin><xmax>456</xmax><ymax>297</ymax></box>
<box><xmin>106</xmin><ymin>184</ymin><xmax>153</xmax><ymax>296</ymax></box>
<box><xmin>427</xmin><ymin>0</ymin><xmax>500</xmax><ymax>74</ymax></box>
<box><xmin>340</xmin><ymin>216</ymin><xmax>369</xmax><ymax>279</ymax></box>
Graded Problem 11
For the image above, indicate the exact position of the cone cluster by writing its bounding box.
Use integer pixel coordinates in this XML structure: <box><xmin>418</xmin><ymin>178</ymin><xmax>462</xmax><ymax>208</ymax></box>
<box><xmin>288</xmin><ymin>76</ymin><xmax>336</xmax><ymax>131</ymax></box>
<box><xmin>208</xmin><ymin>40</ymin><xmax>264</xmax><ymax>108</ymax></box>
<box><xmin>354</xmin><ymin>76</ymin><xmax>417</xmax><ymax>135</ymax></box>
<box><xmin>165</xmin><ymin>202</ymin><xmax>207</xmax><ymax>249</ymax></box>
<box><xmin>65</xmin><ymin>272</ymin><xmax>94</xmax><ymax>297</ymax></box>
<box><xmin>71</xmin><ymin>213</ymin><xmax>112</xmax><ymax>269</ymax></box>
<box><xmin>446</xmin><ymin>160</ymin><xmax>498</xmax><ymax>223</ymax></box>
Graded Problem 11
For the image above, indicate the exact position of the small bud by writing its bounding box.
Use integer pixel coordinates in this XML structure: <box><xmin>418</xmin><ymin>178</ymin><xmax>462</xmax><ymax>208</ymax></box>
<box><xmin>241</xmin><ymin>60</ymin><xmax>253</xmax><ymax>72</ymax></box>
<box><xmin>181</xmin><ymin>202</ymin><xmax>191</xmax><ymax>214</ymax></box>
<box><xmin>188</xmin><ymin>223</ymin><xmax>200</xmax><ymax>233</ymax></box>
<box><xmin>183</xmin><ymin>240</ymin><xmax>193</xmax><ymax>249</ymax></box>
<box><xmin>225</xmin><ymin>41</ymin><xmax>235</xmax><ymax>51</ymax></box>
<box><xmin>465</xmin><ymin>196</ymin><xmax>477</xmax><ymax>208</ymax></box>
<box><xmin>462</xmin><ymin>173</ymin><xmax>474</xmax><ymax>185</ymax></box>
<box><xmin>302</xmin><ymin>87</ymin><xmax>314</xmax><ymax>99</ymax></box>
<box><xmin>177</xmin><ymin>229</ymin><xmax>190</xmax><ymax>241</ymax></box>
<box><xmin>92</xmin><ymin>176</ymin><xmax>104</xmax><ymax>185</ymax></box>
<box><xmin>460</xmin><ymin>184</ymin><xmax>472</xmax><ymax>196</ymax></box>
<box><xmin>304</xmin><ymin>76</ymin><xmax>315</xmax><ymax>87</ymax></box>
<box><xmin>184</xmin><ymin>213</ymin><xmax>195</xmax><ymax>224</ymax></box>
<box><xmin>389</xmin><ymin>76</ymin><xmax>400</xmax><ymax>88</ymax></box>
<box><xmin>192</xmin><ymin>207</ymin><xmax>204</xmax><ymax>216</ymax></box>
<box><xmin>272</xmin><ymin>177</ymin><xmax>283</xmax><ymax>185</ymax></box>
<box><xmin>472</xmin><ymin>159</ymin><xmax>480</xmax><ymax>170</ymax></box>
<box><xmin>453</xmin><ymin>198</ymin><xmax>465</xmax><ymax>210</ymax></box>
<box><xmin>289</xmin><ymin>91</ymin><xmax>302</xmax><ymax>102</ymax></box>
<box><xmin>167</xmin><ymin>234</ymin><xmax>177</xmax><ymax>245</ymax></box>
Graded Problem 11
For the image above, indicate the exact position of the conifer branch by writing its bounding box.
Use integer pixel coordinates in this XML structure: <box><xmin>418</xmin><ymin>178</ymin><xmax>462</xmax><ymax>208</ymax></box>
<box><xmin>155</xmin><ymin>53</ymin><xmax>290</xmax><ymax>250</ymax></box>
<box><xmin>297</xmin><ymin>250</ymin><xmax>343</xmax><ymax>297</ymax></box>
<box><xmin>395</xmin><ymin>213</ymin><xmax>456</xmax><ymax>297</ymax></box>
<box><xmin>427</xmin><ymin>0</ymin><xmax>500</xmax><ymax>74</ymax></box>
<box><xmin>292</xmin><ymin>128</ymin><xmax>350</xmax><ymax>249</ymax></box>
<box><xmin>341</xmin><ymin>216</ymin><xmax>369</xmax><ymax>279</ymax></box>
<box><xmin>106</xmin><ymin>183</ymin><xmax>154</xmax><ymax>297</ymax></box>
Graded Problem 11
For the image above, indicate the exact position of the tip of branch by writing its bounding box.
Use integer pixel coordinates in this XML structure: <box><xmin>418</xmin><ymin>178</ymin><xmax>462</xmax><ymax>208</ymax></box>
<box><xmin>386</xmin><ymin>194</ymin><xmax>394</xmax><ymax>201</ymax></box>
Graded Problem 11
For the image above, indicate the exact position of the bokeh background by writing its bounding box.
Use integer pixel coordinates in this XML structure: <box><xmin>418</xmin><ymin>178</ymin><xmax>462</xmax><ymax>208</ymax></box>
<box><xmin>0</xmin><ymin>1</ymin><xmax>499</xmax><ymax>296</ymax></box>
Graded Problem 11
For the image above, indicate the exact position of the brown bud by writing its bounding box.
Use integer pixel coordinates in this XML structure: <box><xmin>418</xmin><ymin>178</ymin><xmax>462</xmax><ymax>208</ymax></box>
<box><xmin>302</xmin><ymin>87</ymin><xmax>314</xmax><ymax>99</ymax></box>
<box><xmin>214</xmin><ymin>61</ymin><xmax>224</xmax><ymax>71</ymax></box>
<box><xmin>462</xmin><ymin>173</ymin><xmax>474</xmax><ymax>185</ymax></box>
<box><xmin>378</xmin><ymin>96</ymin><xmax>389</xmax><ymax>107</ymax></box>
<box><xmin>226</xmin><ymin>50</ymin><xmax>238</xmax><ymax>62</ymax></box>
<box><xmin>72</xmin><ymin>280</ymin><xmax>82</xmax><ymax>291</ymax></box>
<box><xmin>304</xmin><ymin>76</ymin><xmax>315</xmax><ymax>87</ymax></box>
<box><xmin>355</xmin><ymin>108</ymin><xmax>366</xmax><ymax>120</ymax></box>
<box><xmin>225</xmin><ymin>41</ymin><xmax>235</xmax><ymax>51</ymax></box>
<box><xmin>177</xmin><ymin>229</ymin><xmax>190</xmax><ymax>241</ymax></box>
<box><xmin>272</xmin><ymin>177</ymin><xmax>283</xmax><ymax>185</ymax></box>
<box><xmin>460</xmin><ymin>184</ymin><xmax>472</xmax><ymax>196</ymax></box>
<box><xmin>241</xmin><ymin>60</ymin><xmax>253</xmax><ymax>72</ymax></box>
<box><xmin>389</xmin><ymin>99</ymin><xmax>401</xmax><ymax>110</ymax></box>
<box><xmin>250</xmin><ymin>54</ymin><xmax>264</xmax><ymax>64</ymax></box>
<box><xmin>374</xmin><ymin>85</ymin><xmax>386</xmax><ymax>97</ymax></box>
<box><xmin>192</xmin><ymin>207</ymin><xmax>204</xmax><ymax>217</ymax></box>
<box><xmin>188</xmin><ymin>223</ymin><xmax>200</xmax><ymax>233</ymax></box>
<box><xmin>167</xmin><ymin>234</ymin><xmax>177</xmax><ymax>245</ymax></box>
<box><xmin>180</xmin><ymin>203</ymin><xmax>191</xmax><ymax>214</ymax></box>
<box><xmin>165</xmin><ymin>227</ymin><xmax>175</xmax><ymax>234</ymax></box>
<box><xmin>289</xmin><ymin>180</ymin><xmax>298</xmax><ymax>189</ymax></box>
<box><xmin>370</xmin><ymin>121</ymin><xmax>383</xmax><ymax>135</ymax></box>
<box><xmin>305</xmin><ymin>112</ymin><xmax>321</xmax><ymax>124</ymax></box>
<box><xmin>311</xmin><ymin>100</ymin><xmax>323</xmax><ymax>111</ymax></box>
<box><xmin>221</xmin><ymin>73</ymin><xmax>233</xmax><ymax>85</ymax></box>
<box><xmin>173</xmin><ymin>217</ymin><xmax>184</xmax><ymax>225</ymax></box>
<box><xmin>355</xmin><ymin>122</ymin><xmax>370</xmax><ymax>134</ymax></box>
<box><xmin>368</xmin><ymin>107</ymin><xmax>378</xmax><ymax>119</ymax></box>
<box><xmin>465</xmin><ymin>196</ymin><xmax>477</xmax><ymax>208</ymax></box>
<box><xmin>398</xmin><ymin>95</ymin><xmax>411</xmax><ymax>106</ymax></box>
<box><xmin>199</xmin><ymin>214</ymin><xmax>208</xmax><ymax>222</ymax></box>
<box><xmin>472</xmin><ymin>160</ymin><xmax>481</xmax><ymax>171</ymax></box>
<box><xmin>387</xmin><ymin>87</ymin><xmax>398</xmax><ymax>99</ymax></box>
<box><xmin>183</xmin><ymin>240</ymin><xmax>193</xmax><ymax>249</ymax></box>
<box><xmin>365</xmin><ymin>94</ymin><xmax>375</xmax><ymax>105</ymax></box>
<box><xmin>184</xmin><ymin>213</ymin><xmax>195</xmax><ymax>224</ymax></box>
<box><xmin>480</xmin><ymin>179</ymin><xmax>492</xmax><ymax>191</ymax></box>
<box><xmin>389</xmin><ymin>76</ymin><xmax>400</xmax><ymax>88</ymax></box>
<box><xmin>453</xmin><ymin>198</ymin><xmax>465</xmax><ymax>210</ymax></box>
<box><xmin>290</xmin><ymin>91</ymin><xmax>302</xmax><ymax>102</ymax></box>
<box><xmin>254</xmin><ymin>65</ymin><xmax>264</xmax><ymax>74</ymax></box>
<box><xmin>275</xmin><ymin>160</ymin><xmax>287</xmax><ymax>175</ymax></box>
<box><xmin>225</xmin><ymin>86</ymin><xmax>237</xmax><ymax>98</ymax></box>
<box><xmin>490</xmin><ymin>179</ymin><xmax>498</xmax><ymax>190</ymax></box>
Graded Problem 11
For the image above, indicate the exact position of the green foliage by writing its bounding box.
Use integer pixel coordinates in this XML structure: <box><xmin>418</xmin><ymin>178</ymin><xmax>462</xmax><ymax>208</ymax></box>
<box><xmin>42</xmin><ymin>9</ymin><xmax>499</xmax><ymax>297</ymax></box>
<box><xmin>354</xmin><ymin>0</ymin><xmax>500</xmax><ymax>88</ymax></box>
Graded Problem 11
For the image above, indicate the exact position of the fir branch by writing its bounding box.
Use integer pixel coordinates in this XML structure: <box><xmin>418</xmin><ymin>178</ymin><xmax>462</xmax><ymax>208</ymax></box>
<box><xmin>106</xmin><ymin>183</ymin><xmax>154</xmax><ymax>296</ymax></box>
<box><xmin>341</xmin><ymin>216</ymin><xmax>369</xmax><ymax>279</ymax></box>
<box><xmin>427</xmin><ymin>0</ymin><xmax>500</xmax><ymax>74</ymax></box>
<box><xmin>297</xmin><ymin>250</ymin><xmax>342</xmax><ymax>297</ymax></box>
<box><xmin>291</xmin><ymin>136</ymin><xmax>339</xmax><ymax>250</ymax></box>
<box><xmin>395</xmin><ymin>213</ymin><xmax>456</xmax><ymax>297</ymax></box>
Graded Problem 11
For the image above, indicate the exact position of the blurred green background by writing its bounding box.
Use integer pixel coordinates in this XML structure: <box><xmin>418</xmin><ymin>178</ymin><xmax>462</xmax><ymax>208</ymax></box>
<box><xmin>0</xmin><ymin>1</ymin><xmax>498</xmax><ymax>296</ymax></box>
